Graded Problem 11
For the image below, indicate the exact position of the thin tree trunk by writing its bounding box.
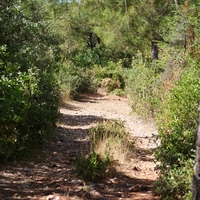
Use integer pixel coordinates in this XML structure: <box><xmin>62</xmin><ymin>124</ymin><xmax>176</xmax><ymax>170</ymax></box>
<box><xmin>193</xmin><ymin>101</ymin><xmax>200</xmax><ymax>200</ymax></box>
<box><xmin>151</xmin><ymin>41</ymin><xmax>158</xmax><ymax>61</ymax></box>
<box><xmin>174</xmin><ymin>0</ymin><xmax>179</xmax><ymax>10</ymax></box>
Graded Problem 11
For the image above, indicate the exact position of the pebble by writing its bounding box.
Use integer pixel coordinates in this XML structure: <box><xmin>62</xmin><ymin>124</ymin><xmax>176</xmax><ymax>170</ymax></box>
<box><xmin>46</xmin><ymin>195</ymin><xmax>54</xmax><ymax>200</ymax></box>
<box><xmin>128</xmin><ymin>184</ymin><xmax>141</xmax><ymax>192</ymax></box>
<box><xmin>71</xmin><ymin>179</ymin><xmax>83</xmax><ymax>185</ymax></box>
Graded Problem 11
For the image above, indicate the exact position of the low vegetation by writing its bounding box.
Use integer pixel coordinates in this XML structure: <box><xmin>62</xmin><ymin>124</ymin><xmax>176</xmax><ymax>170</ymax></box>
<box><xmin>74</xmin><ymin>120</ymin><xmax>134</xmax><ymax>182</ymax></box>
<box><xmin>1</xmin><ymin>1</ymin><xmax>200</xmax><ymax>199</ymax></box>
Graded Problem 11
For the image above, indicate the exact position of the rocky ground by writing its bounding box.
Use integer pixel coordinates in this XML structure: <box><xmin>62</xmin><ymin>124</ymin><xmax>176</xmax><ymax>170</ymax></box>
<box><xmin>0</xmin><ymin>93</ymin><xmax>160</xmax><ymax>200</ymax></box>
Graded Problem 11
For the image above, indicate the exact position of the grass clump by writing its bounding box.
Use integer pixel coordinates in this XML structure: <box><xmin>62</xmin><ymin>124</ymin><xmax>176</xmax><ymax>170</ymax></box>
<box><xmin>74</xmin><ymin>150</ymin><xmax>112</xmax><ymax>182</ymax></box>
<box><xmin>74</xmin><ymin>120</ymin><xmax>134</xmax><ymax>182</ymax></box>
<box><xmin>89</xmin><ymin>120</ymin><xmax>134</xmax><ymax>165</ymax></box>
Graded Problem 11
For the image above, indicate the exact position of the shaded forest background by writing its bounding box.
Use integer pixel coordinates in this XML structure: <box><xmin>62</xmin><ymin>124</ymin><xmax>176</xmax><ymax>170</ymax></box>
<box><xmin>0</xmin><ymin>0</ymin><xmax>200</xmax><ymax>199</ymax></box>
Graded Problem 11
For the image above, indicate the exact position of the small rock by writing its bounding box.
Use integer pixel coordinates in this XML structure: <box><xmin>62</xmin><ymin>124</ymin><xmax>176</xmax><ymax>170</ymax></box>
<box><xmin>132</xmin><ymin>166</ymin><xmax>141</xmax><ymax>171</ymax></box>
<box><xmin>51</xmin><ymin>163</ymin><xmax>57</xmax><ymax>168</ymax></box>
<box><xmin>17</xmin><ymin>171</ymin><xmax>22</xmax><ymax>176</ymax></box>
<box><xmin>90</xmin><ymin>189</ymin><xmax>101</xmax><ymax>196</ymax></box>
<box><xmin>110</xmin><ymin>177</ymin><xmax>119</xmax><ymax>184</ymax></box>
<box><xmin>46</xmin><ymin>194</ymin><xmax>54</xmax><ymax>200</ymax></box>
<box><xmin>141</xmin><ymin>184</ymin><xmax>148</xmax><ymax>191</ymax></box>
<box><xmin>71</xmin><ymin>179</ymin><xmax>83</xmax><ymax>185</ymax></box>
<box><xmin>125</xmin><ymin>183</ymin><xmax>132</xmax><ymax>187</ymax></box>
<box><xmin>24</xmin><ymin>167</ymin><xmax>30</xmax><ymax>172</ymax></box>
<box><xmin>43</xmin><ymin>186</ymin><xmax>49</xmax><ymax>191</ymax></box>
<box><xmin>128</xmin><ymin>184</ymin><xmax>141</xmax><ymax>192</ymax></box>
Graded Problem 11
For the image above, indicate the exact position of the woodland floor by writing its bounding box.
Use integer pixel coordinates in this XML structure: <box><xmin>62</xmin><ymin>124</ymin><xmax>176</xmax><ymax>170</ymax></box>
<box><xmin>0</xmin><ymin>93</ymin><xmax>160</xmax><ymax>200</ymax></box>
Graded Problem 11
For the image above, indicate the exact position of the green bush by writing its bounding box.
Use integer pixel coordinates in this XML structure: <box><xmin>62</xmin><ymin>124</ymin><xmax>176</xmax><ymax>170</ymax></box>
<box><xmin>93</xmin><ymin>61</ymin><xmax>125</xmax><ymax>87</ymax></box>
<box><xmin>58</xmin><ymin>62</ymin><xmax>98</xmax><ymax>100</ymax></box>
<box><xmin>125</xmin><ymin>54</ymin><xmax>161</xmax><ymax>117</ymax></box>
<box><xmin>0</xmin><ymin>1</ymin><xmax>61</xmax><ymax>159</ymax></box>
<box><xmin>71</xmin><ymin>45</ymin><xmax>103</xmax><ymax>68</ymax></box>
<box><xmin>74</xmin><ymin>120</ymin><xmax>134</xmax><ymax>182</ymax></box>
<box><xmin>89</xmin><ymin>120</ymin><xmax>129</xmax><ymax>146</ymax></box>
<box><xmin>0</xmin><ymin>53</ymin><xmax>59</xmax><ymax>159</ymax></box>
<box><xmin>153</xmin><ymin>158</ymin><xmax>194</xmax><ymax>199</ymax></box>
<box><xmin>74</xmin><ymin>150</ymin><xmax>112</xmax><ymax>182</ymax></box>
<box><xmin>154</xmin><ymin>62</ymin><xmax>200</xmax><ymax>199</ymax></box>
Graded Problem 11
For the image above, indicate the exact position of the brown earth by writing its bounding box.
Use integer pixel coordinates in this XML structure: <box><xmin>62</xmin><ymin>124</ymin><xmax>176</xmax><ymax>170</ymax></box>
<box><xmin>0</xmin><ymin>93</ymin><xmax>160</xmax><ymax>200</ymax></box>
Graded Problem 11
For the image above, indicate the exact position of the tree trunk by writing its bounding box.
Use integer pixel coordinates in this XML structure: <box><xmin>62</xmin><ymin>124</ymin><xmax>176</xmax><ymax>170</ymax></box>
<box><xmin>151</xmin><ymin>41</ymin><xmax>158</xmax><ymax>61</ymax></box>
<box><xmin>193</xmin><ymin>101</ymin><xmax>200</xmax><ymax>200</ymax></box>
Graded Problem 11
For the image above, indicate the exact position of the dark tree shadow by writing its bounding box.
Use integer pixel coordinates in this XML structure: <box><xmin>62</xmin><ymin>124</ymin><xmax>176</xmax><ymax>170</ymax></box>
<box><xmin>0</xmin><ymin>94</ymin><xmax>159</xmax><ymax>200</ymax></box>
<box><xmin>58</xmin><ymin>113</ymin><xmax>104</xmax><ymax>127</ymax></box>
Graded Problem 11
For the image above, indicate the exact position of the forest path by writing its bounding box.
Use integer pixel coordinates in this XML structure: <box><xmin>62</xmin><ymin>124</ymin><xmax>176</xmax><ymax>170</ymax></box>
<box><xmin>0</xmin><ymin>93</ymin><xmax>160</xmax><ymax>200</ymax></box>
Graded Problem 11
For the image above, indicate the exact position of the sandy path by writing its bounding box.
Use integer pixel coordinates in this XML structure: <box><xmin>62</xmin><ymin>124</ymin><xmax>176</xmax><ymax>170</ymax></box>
<box><xmin>0</xmin><ymin>93</ymin><xmax>160</xmax><ymax>200</ymax></box>
<box><xmin>59</xmin><ymin>93</ymin><xmax>160</xmax><ymax>199</ymax></box>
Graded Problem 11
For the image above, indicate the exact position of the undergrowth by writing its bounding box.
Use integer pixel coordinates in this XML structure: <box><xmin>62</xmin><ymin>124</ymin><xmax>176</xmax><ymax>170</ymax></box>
<box><xmin>74</xmin><ymin>120</ymin><xmax>134</xmax><ymax>182</ymax></box>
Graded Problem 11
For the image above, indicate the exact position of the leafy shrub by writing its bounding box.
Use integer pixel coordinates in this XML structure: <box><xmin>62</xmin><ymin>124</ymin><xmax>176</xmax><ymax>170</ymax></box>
<box><xmin>0</xmin><ymin>50</ymin><xmax>60</xmax><ymax>159</ymax></box>
<box><xmin>74</xmin><ymin>120</ymin><xmax>134</xmax><ymax>182</ymax></box>
<box><xmin>111</xmin><ymin>88</ymin><xmax>126</xmax><ymax>97</ymax></box>
<box><xmin>153</xmin><ymin>158</ymin><xmax>194</xmax><ymax>200</ymax></box>
<box><xmin>0</xmin><ymin>1</ymin><xmax>61</xmax><ymax>159</ymax></box>
<box><xmin>93</xmin><ymin>61</ymin><xmax>125</xmax><ymax>85</ymax></box>
<box><xmin>71</xmin><ymin>45</ymin><xmax>103</xmax><ymax>68</ymax></box>
<box><xmin>59</xmin><ymin>62</ymin><xmax>98</xmax><ymax>100</ymax></box>
<box><xmin>89</xmin><ymin>120</ymin><xmax>128</xmax><ymax>145</ymax></box>
<box><xmin>125</xmin><ymin>54</ymin><xmax>161</xmax><ymax>117</ymax></box>
<box><xmin>74</xmin><ymin>150</ymin><xmax>113</xmax><ymax>182</ymax></box>
<box><xmin>154</xmin><ymin>62</ymin><xmax>200</xmax><ymax>199</ymax></box>
<box><xmin>93</xmin><ymin>61</ymin><xmax>125</xmax><ymax>93</ymax></box>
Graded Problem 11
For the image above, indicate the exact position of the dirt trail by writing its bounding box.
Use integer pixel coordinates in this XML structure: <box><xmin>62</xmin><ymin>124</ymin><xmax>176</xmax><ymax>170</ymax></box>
<box><xmin>0</xmin><ymin>93</ymin><xmax>160</xmax><ymax>200</ymax></box>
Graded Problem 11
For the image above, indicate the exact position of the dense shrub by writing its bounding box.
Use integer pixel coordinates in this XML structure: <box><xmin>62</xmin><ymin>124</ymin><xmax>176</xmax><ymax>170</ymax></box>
<box><xmin>93</xmin><ymin>61</ymin><xmax>125</xmax><ymax>87</ymax></box>
<box><xmin>0</xmin><ymin>57</ymin><xmax>59</xmax><ymax>159</ymax></box>
<box><xmin>58</xmin><ymin>62</ymin><xmax>98</xmax><ymax>100</ymax></box>
<box><xmin>154</xmin><ymin>158</ymin><xmax>194</xmax><ymax>200</ymax></box>
<box><xmin>125</xmin><ymin>54</ymin><xmax>161</xmax><ymax>117</ymax></box>
<box><xmin>93</xmin><ymin>61</ymin><xmax>126</xmax><ymax>95</ymax></box>
<box><xmin>74</xmin><ymin>150</ymin><xmax>112</xmax><ymax>182</ymax></box>
<box><xmin>154</xmin><ymin>61</ymin><xmax>200</xmax><ymax>199</ymax></box>
<box><xmin>59</xmin><ymin>61</ymin><xmax>126</xmax><ymax>100</ymax></box>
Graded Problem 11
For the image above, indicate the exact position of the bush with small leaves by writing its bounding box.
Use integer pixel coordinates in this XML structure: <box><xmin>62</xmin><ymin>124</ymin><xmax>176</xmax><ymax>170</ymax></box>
<box><xmin>74</xmin><ymin>151</ymin><xmax>113</xmax><ymax>182</ymax></box>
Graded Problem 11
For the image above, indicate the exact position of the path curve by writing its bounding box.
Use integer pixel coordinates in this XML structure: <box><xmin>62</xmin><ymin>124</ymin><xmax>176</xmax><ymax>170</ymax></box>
<box><xmin>59</xmin><ymin>93</ymin><xmax>160</xmax><ymax>199</ymax></box>
<box><xmin>0</xmin><ymin>93</ymin><xmax>160</xmax><ymax>200</ymax></box>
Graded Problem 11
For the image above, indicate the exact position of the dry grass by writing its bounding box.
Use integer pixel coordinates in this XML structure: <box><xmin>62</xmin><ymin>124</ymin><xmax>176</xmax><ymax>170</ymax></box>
<box><xmin>89</xmin><ymin>120</ymin><xmax>135</xmax><ymax>165</ymax></box>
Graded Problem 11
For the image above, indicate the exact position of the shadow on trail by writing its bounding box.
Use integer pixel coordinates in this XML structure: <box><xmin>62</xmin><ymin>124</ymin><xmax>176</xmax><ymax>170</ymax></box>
<box><xmin>0</xmin><ymin>94</ymin><xmax>159</xmax><ymax>200</ymax></box>
<box><xmin>59</xmin><ymin>113</ymin><xmax>104</xmax><ymax>127</ymax></box>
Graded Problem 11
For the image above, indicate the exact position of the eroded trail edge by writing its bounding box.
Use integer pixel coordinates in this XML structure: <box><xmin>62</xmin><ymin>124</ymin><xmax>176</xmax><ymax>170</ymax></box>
<box><xmin>0</xmin><ymin>93</ymin><xmax>160</xmax><ymax>200</ymax></box>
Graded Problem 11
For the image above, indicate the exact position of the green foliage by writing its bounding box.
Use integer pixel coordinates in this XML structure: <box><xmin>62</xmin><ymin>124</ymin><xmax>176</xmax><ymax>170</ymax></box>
<box><xmin>58</xmin><ymin>62</ymin><xmax>98</xmax><ymax>100</ymax></box>
<box><xmin>111</xmin><ymin>88</ymin><xmax>126</xmax><ymax>97</ymax></box>
<box><xmin>93</xmin><ymin>61</ymin><xmax>124</xmax><ymax>84</ymax></box>
<box><xmin>74</xmin><ymin>150</ymin><xmax>112</xmax><ymax>182</ymax></box>
<box><xmin>93</xmin><ymin>61</ymin><xmax>125</xmax><ymax>94</ymax></box>
<box><xmin>125</xmin><ymin>53</ymin><xmax>161</xmax><ymax>117</ymax></box>
<box><xmin>153</xmin><ymin>158</ymin><xmax>194</xmax><ymax>200</ymax></box>
<box><xmin>71</xmin><ymin>45</ymin><xmax>103</xmax><ymax>68</ymax></box>
<box><xmin>0</xmin><ymin>0</ymin><xmax>61</xmax><ymax>159</ymax></box>
<box><xmin>89</xmin><ymin>120</ymin><xmax>134</xmax><ymax>163</ymax></box>
<box><xmin>89</xmin><ymin>120</ymin><xmax>129</xmax><ymax>146</ymax></box>
<box><xmin>74</xmin><ymin>120</ymin><xmax>133</xmax><ymax>182</ymax></box>
<box><xmin>0</xmin><ymin>60</ymin><xmax>59</xmax><ymax>159</ymax></box>
<box><xmin>59</xmin><ymin>61</ymin><xmax>126</xmax><ymax>100</ymax></box>
<box><xmin>154</xmin><ymin>62</ymin><xmax>200</xmax><ymax>199</ymax></box>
